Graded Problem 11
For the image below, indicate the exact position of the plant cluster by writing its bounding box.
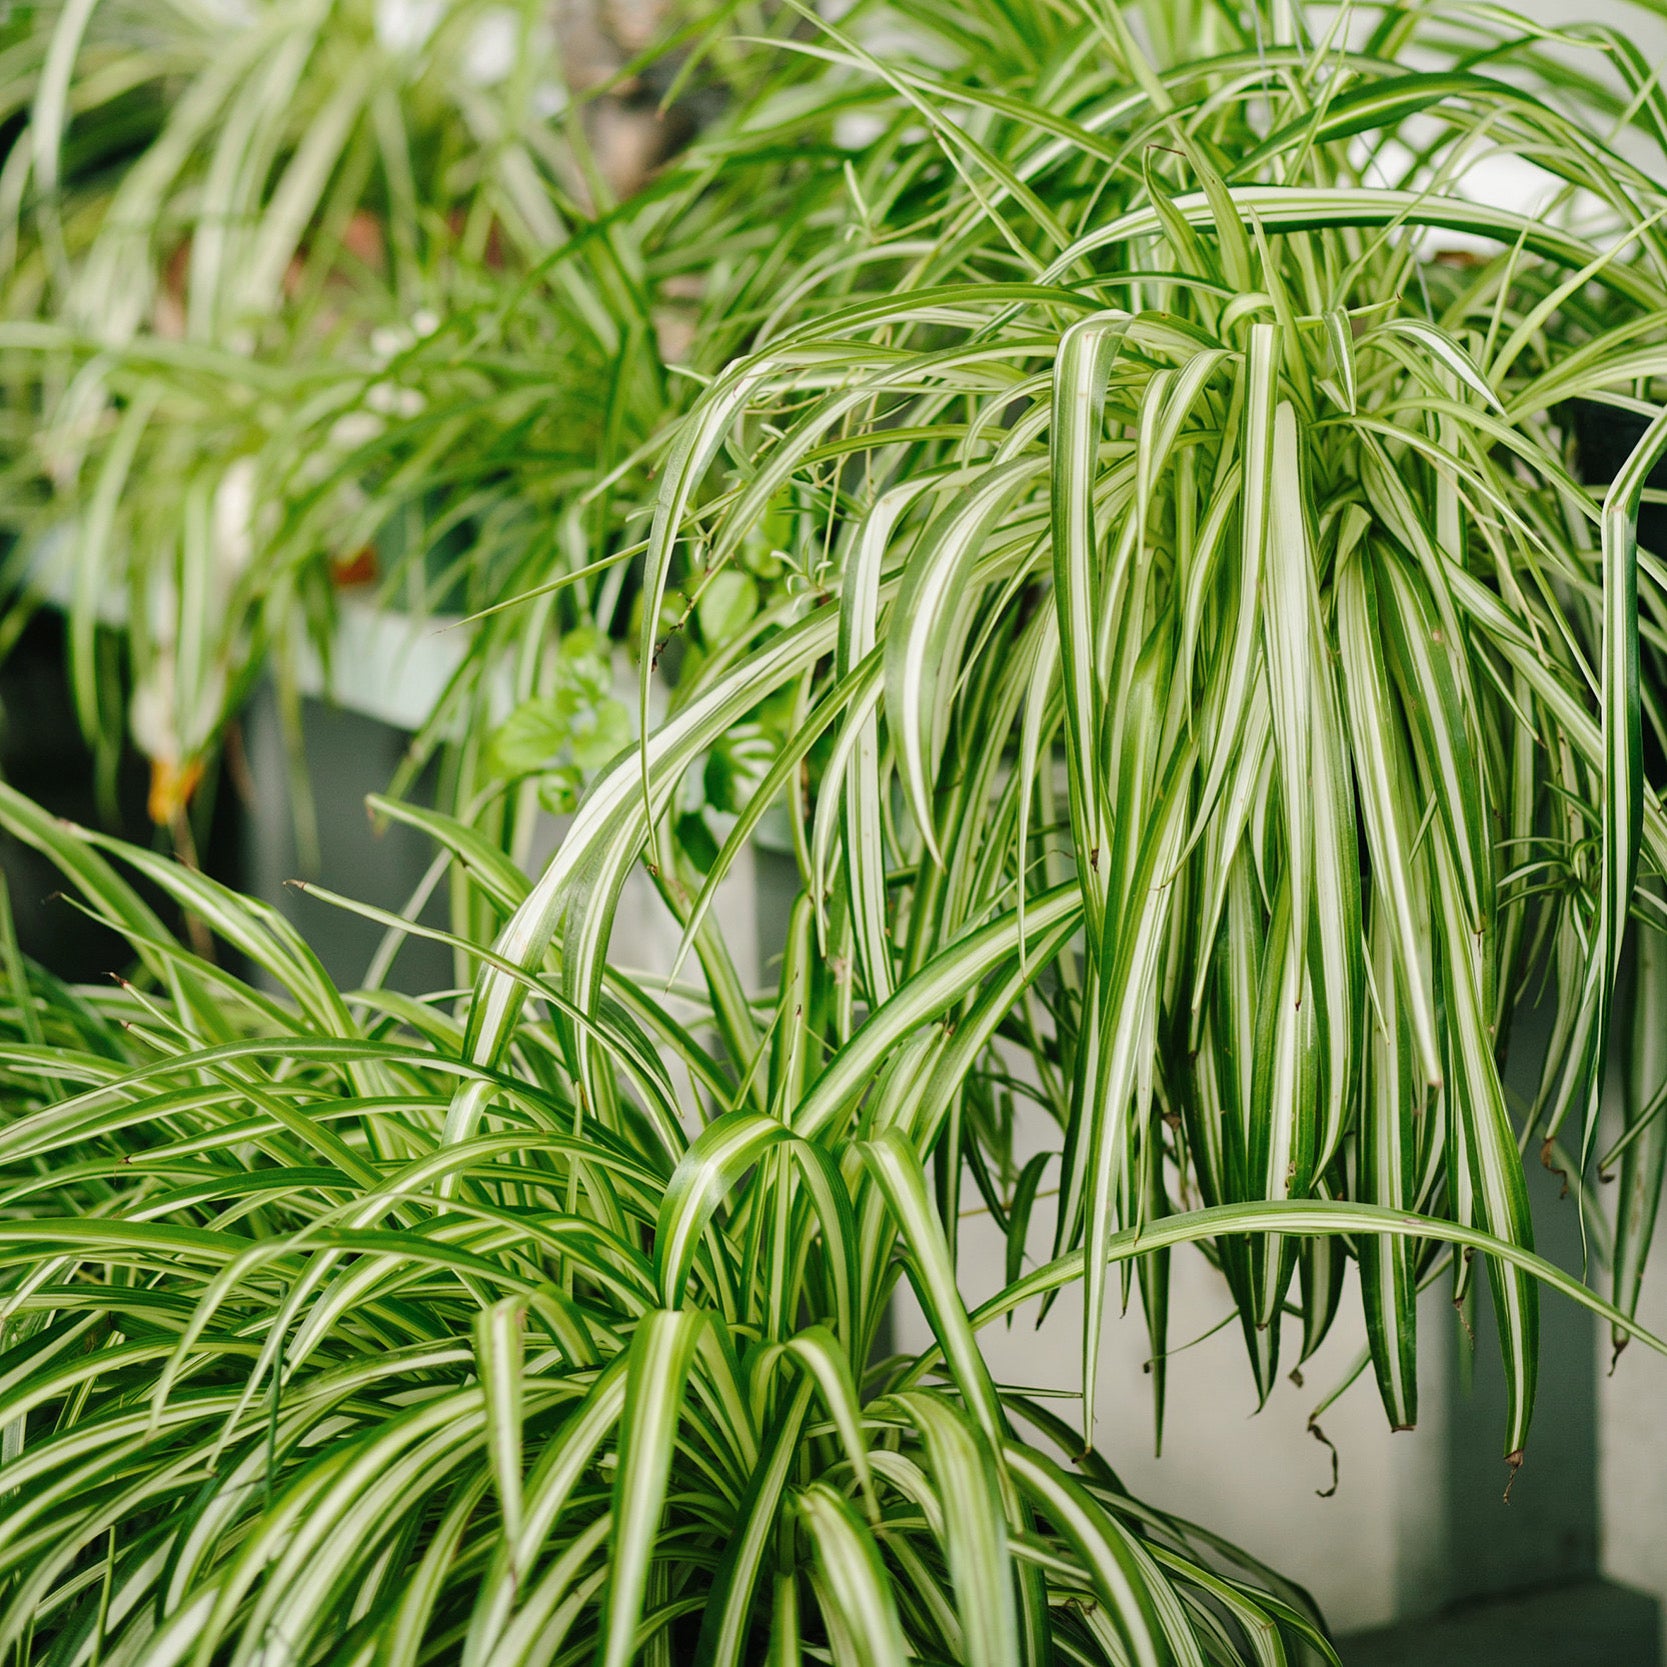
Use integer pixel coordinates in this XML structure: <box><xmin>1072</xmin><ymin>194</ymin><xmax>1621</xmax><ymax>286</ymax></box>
<box><xmin>0</xmin><ymin>0</ymin><xmax>809</xmax><ymax>833</ymax></box>
<box><xmin>5</xmin><ymin>2</ymin><xmax>1667</xmax><ymax>1664</ymax></box>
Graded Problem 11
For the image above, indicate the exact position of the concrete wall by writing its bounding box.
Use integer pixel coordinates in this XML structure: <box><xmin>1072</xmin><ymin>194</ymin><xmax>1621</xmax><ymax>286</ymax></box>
<box><xmin>1600</xmin><ymin>1223</ymin><xmax>1667</xmax><ymax>1650</ymax></box>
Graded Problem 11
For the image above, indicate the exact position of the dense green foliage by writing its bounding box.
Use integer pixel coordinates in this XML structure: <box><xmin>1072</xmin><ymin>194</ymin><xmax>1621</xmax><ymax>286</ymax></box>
<box><xmin>622</xmin><ymin>0</ymin><xmax>1667</xmax><ymax>1459</ymax></box>
<box><xmin>0</xmin><ymin>0</ymin><xmax>807</xmax><ymax>829</ymax></box>
<box><xmin>0</xmin><ymin>781</ymin><xmax>1366</xmax><ymax>1664</ymax></box>
<box><xmin>6</xmin><ymin>0</ymin><xmax>1667</xmax><ymax>1662</ymax></box>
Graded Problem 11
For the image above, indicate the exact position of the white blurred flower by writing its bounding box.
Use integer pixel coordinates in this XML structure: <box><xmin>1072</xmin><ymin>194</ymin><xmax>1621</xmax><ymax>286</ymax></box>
<box><xmin>213</xmin><ymin>456</ymin><xmax>257</xmax><ymax>586</ymax></box>
<box><xmin>130</xmin><ymin>647</ymin><xmax>227</xmax><ymax>777</ymax></box>
<box><xmin>465</xmin><ymin>8</ymin><xmax>518</xmax><ymax>84</ymax></box>
<box><xmin>377</xmin><ymin>0</ymin><xmax>446</xmax><ymax>52</ymax></box>
<box><xmin>329</xmin><ymin>411</ymin><xmax>386</xmax><ymax>452</ymax></box>
<box><xmin>835</xmin><ymin>112</ymin><xmax>886</xmax><ymax>151</ymax></box>
<box><xmin>370</xmin><ymin>324</ymin><xmax>413</xmax><ymax>362</ymax></box>
<box><xmin>145</xmin><ymin>568</ymin><xmax>180</xmax><ymax>651</ymax></box>
<box><xmin>129</xmin><ymin>652</ymin><xmax>178</xmax><ymax>765</ymax></box>
<box><xmin>365</xmin><ymin>382</ymin><xmax>426</xmax><ymax>418</ymax></box>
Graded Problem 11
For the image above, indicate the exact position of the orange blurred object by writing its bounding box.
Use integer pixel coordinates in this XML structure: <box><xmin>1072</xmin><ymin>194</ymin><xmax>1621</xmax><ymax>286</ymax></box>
<box><xmin>148</xmin><ymin>757</ymin><xmax>204</xmax><ymax>825</ymax></box>
<box><xmin>330</xmin><ymin>546</ymin><xmax>379</xmax><ymax>588</ymax></box>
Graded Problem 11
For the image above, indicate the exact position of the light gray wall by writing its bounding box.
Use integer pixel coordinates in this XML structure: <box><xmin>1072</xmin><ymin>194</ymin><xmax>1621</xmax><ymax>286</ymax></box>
<box><xmin>1600</xmin><ymin>1202</ymin><xmax>1667</xmax><ymax>1647</ymax></box>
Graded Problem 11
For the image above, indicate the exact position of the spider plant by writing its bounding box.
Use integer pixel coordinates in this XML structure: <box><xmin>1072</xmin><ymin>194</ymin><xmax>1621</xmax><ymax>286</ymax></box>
<box><xmin>6</xmin><ymin>620</ymin><xmax>1667</xmax><ymax>1661</ymax></box>
<box><xmin>0</xmin><ymin>780</ymin><xmax>1388</xmax><ymax>1665</ymax></box>
<box><xmin>2</xmin><ymin>480</ymin><xmax>1664</xmax><ymax>1665</ymax></box>
<box><xmin>12</xmin><ymin>0</ymin><xmax>1661</xmax><ymax>845</ymax></box>
<box><xmin>8</xmin><ymin>2</ymin><xmax>1667</xmax><ymax>1663</ymax></box>
<box><xmin>0</xmin><ymin>0</ymin><xmax>790</xmax><ymax>837</ymax></box>
<box><xmin>570</xmin><ymin>0</ymin><xmax>1667</xmax><ymax>1472</ymax></box>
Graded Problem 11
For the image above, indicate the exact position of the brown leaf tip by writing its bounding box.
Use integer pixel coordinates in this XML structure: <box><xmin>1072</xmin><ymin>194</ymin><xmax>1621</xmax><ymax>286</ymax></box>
<box><xmin>1502</xmin><ymin>1448</ymin><xmax>1526</xmax><ymax>1503</ymax></box>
